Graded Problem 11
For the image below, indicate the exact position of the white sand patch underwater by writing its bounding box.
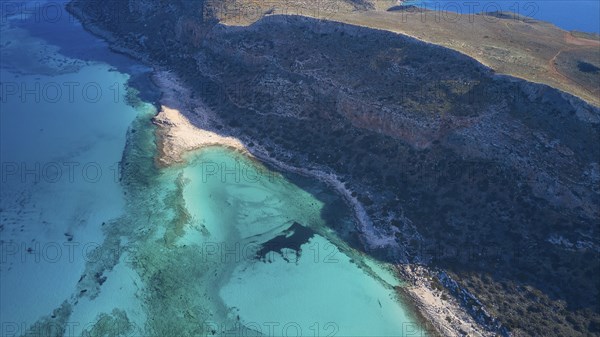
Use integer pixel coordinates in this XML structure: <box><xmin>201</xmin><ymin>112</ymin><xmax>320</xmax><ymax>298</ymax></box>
<box><xmin>220</xmin><ymin>235</ymin><xmax>420</xmax><ymax>337</ymax></box>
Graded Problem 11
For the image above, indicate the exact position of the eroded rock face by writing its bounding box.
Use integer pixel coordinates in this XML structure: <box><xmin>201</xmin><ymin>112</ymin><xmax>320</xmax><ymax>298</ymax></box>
<box><xmin>69</xmin><ymin>1</ymin><xmax>600</xmax><ymax>335</ymax></box>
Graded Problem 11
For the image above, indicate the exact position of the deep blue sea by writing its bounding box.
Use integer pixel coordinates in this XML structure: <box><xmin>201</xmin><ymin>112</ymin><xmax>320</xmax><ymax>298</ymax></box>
<box><xmin>407</xmin><ymin>0</ymin><xmax>600</xmax><ymax>33</ymax></box>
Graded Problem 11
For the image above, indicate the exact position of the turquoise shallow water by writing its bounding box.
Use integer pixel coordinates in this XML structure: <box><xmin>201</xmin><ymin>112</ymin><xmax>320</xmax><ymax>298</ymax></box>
<box><xmin>220</xmin><ymin>234</ymin><xmax>419</xmax><ymax>336</ymax></box>
<box><xmin>1</xmin><ymin>2</ymin><xmax>427</xmax><ymax>336</ymax></box>
<box><xmin>0</xmin><ymin>10</ymin><xmax>143</xmax><ymax>327</ymax></box>
<box><xmin>181</xmin><ymin>148</ymin><xmax>426</xmax><ymax>336</ymax></box>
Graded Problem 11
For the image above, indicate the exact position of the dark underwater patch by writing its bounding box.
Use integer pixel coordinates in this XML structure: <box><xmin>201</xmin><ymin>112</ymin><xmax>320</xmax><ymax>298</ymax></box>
<box><xmin>256</xmin><ymin>222</ymin><xmax>315</xmax><ymax>262</ymax></box>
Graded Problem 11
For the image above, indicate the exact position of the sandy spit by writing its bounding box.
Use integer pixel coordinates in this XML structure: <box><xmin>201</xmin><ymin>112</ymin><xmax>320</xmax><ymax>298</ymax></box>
<box><xmin>151</xmin><ymin>70</ymin><xmax>247</xmax><ymax>167</ymax></box>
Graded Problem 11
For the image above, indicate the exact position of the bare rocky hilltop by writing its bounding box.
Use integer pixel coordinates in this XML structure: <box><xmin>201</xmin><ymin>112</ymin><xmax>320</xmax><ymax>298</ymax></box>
<box><xmin>67</xmin><ymin>1</ymin><xmax>600</xmax><ymax>336</ymax></box>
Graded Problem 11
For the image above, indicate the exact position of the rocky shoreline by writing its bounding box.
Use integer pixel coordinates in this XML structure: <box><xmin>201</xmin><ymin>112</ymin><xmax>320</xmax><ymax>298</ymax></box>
<box><xmin>397</xmin><ymin>265</ymin><xmax>498</xmax><ymax>337</ymax></box>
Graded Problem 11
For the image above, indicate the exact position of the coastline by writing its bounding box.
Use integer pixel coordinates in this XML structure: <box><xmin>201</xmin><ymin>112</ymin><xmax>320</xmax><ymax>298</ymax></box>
<box><xmin>150</xmin><ymin>69</ymin><xmax>495</xmax><ymax>337</ymax></box>
<box><xmin>65</xmin><ymin>3</ymin><xmax>498</xmax><ymax>337</ymax></box>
